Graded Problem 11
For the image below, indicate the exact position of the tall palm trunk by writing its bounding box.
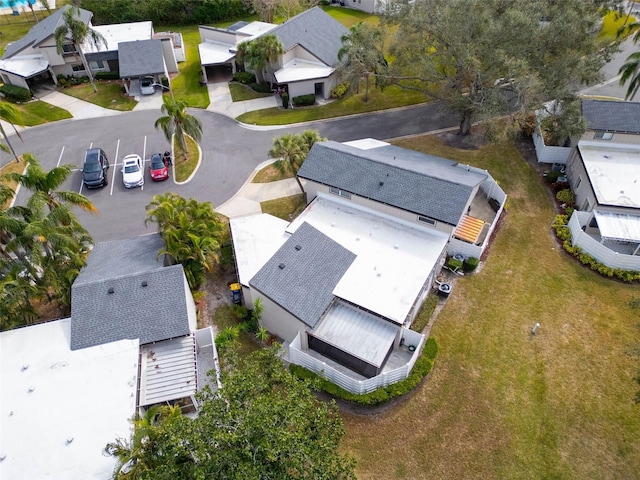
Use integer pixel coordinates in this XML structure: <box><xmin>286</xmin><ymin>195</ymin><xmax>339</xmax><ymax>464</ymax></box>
<box><xmin>0</xmin><ymin>123</ymin><xmax>20</xmax><ymax>163</ymax></box>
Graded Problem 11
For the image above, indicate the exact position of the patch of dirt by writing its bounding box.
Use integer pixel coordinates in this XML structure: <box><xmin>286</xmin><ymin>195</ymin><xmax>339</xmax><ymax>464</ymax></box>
<box><xmin>196</xmin><ymin>265</ymin><xmax>237</xmax><ymax>333</ymax></box>
<box><xmin>438</xmin><ymin>130</ymin><xmax>488</xmax><ymax>150</ymax></box>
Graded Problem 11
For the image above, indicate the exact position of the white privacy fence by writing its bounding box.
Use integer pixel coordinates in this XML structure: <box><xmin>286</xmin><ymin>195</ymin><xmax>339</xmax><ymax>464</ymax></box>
<box><xmin>289</xmin><ymin>330</ymin><xmax>425</xmax><ymax>395</ymax></box>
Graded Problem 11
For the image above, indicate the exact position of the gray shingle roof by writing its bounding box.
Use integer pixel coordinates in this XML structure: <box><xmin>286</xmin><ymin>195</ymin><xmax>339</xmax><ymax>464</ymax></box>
<box><xmin>250</xmin><ymin>222</ymin><xmax>356</xmax><ymax>328</ymax></box>
<box><xmin>297</xmin><ymin>141</ymin><xmax>484</xmax><ymax>226</ymax></box>
<box><xmin>74</xmin><ymin>233</ymin><xmax>165</xmax><ymax>286</ymax></box>
<box><xmin>70</xmin><ymin>264</ymin><xmax>191</xmax><ymax>350</ymax></box>
<box><xmin>582</xmin><ymin>99</ymin><xmax>640</xmax><ymax>134</ymax></box>
<box><xmin>270</xmin><ymin>6</ymin><xmax>348</xmax><ymax>66</ymax></box>
<box><xmin>118</xmin><ymin>39</ymin><xmax>165</xmax><ymax>78</ymax></box>
<box><xmin>2</xmin><ymin>5</ymin><xmax>93</xmax><ymax>60</ymax></box>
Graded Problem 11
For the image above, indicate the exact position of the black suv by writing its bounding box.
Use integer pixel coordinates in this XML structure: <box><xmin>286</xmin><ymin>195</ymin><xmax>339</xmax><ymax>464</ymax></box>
<box><xmin>82</xmin><ymin>148</ymin><xmax>109</xmax><ymax>188</ymax></box>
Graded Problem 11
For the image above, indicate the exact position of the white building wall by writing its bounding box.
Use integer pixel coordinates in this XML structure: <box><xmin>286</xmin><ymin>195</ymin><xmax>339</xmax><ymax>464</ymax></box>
<box><xmin>183</xmin><ymin>273</ymin><xmax>198</xmax><ymax>331</ymax></box>
<box><xmin>579</xmin><ymin>130</ymin><xmax>640</xmax><ymax>145</ymax></box>
<box><xmin>565</xmin><ymin>148</ymin><xmax>598</xmax><ymax>212</ymax></box>
<box><xmin>340</xmin><ymin>0</ymin><xmax>377</xmax><ymax>14</ymax></box>
<box><xmin>198</xmin><ymin>26</ymin><xmax>242</xmax><ymax>45</ymax></box>
<box><xmin>251</xmin><ymin>288</ymin><xmax>308</xmax><ymax>345</ymax></box>
<box><xmin>159</xmin><ymin>38</ymin><xmax>178</xmax><ymax>73</ymax></box>
<box><xmin>0</xmin><ymin>71</ymin><xmax>29</xmax><ymax>89</ymax></box>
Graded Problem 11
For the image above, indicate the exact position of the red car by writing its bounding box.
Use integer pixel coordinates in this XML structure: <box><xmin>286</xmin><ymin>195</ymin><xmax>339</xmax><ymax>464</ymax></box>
<box><xmin>149</xmin><ymin>153</ymin><xmax>169</xmax><ymax>181</ymax></box>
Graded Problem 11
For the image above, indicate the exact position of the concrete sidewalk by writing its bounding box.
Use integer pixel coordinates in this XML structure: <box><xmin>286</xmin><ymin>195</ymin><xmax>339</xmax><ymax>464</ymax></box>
<box><xmin>206</xmin><ymin>81</ymin><xmax>279</xmax><ymax>118</ymax></box>
<box><xmin>39</xmin><ymin>91</ymin><xmax>121</xmax><ymax>119</ymax></box>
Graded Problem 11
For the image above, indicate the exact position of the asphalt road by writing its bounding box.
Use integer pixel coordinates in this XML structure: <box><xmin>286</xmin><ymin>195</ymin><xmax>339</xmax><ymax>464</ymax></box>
<box><xmin>6</xmin><ymin>103</ymin><xmax>460</xmax><ymax>242</ymax></box>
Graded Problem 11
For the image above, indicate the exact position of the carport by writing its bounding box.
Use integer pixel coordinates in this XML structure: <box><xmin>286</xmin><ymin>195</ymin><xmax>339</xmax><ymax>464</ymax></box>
<box><xmin>119</xmin><ymin>39</ymin><xmax>167</xmax><ymax>96</ymax></box>
<box><xmin>198</xmin><ymin>40</ymin><xmax>236</xmax><ymax>83</ymax></box>
<box><xmin>0</xmin><ymin>54</ymin><xmax>57</xmax><ymax>90</ymax></box>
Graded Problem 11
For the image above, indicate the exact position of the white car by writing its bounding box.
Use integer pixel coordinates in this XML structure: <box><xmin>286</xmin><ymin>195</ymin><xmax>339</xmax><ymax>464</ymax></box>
<box><xmin>140</xmin><ymin>77</ymin><xmax>155</xmax><ymax>95</ymax></box>
<box><xmin>121</xmin><ymin>154</ymin><xmax>144</xmax><ymax>188</ymax></box>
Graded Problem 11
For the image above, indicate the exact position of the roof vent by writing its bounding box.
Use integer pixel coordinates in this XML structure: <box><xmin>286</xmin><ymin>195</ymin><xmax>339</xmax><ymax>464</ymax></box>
<box><xmin>108</xmin><ymin>287</ymin><xmax>115</xmax><ymax>294</ymax></box>
<box><xmin>394</xmin><ymin>244</ymin><xmax>399</xmax><ymax>249</ymax></box>
<box><xmin>604</xmin><ymin>155</ymin><xmax>611</xmax><ymax>158</ymax></box>
<box><xmin>141</xmin><ymin>281</ymin><xmax>148</xmax><ymax>287</ymax></box>
<box><xmin>379</xmin><ymin>181</ymin><xmax>384</xmax><ymax>186</ymax></box>
<box><xmin>65</xmin><ymin>437</ymin><xmax>74</xmax><ymax>445</ymax></box>
<box><xmin>21</xmin><ymin>364</ymin><xmax>29</xmax><ymax>372</ymax></box>
<box><xmin>294</xmin><ymin>245</ymin><xmax>302</xmax><ymax>251</ymax></box>
<box><xmin>0</xmin><ymin>452</ymin><xmax>6</xmax><ymax>462</ymax></box>
<box><xmin>278</xmin><ymin>263</ymin><xmax>285</xmax><ymax>270</ymax></box>
<box><xmin>27</xmin><ymin>386</ymin><xmax>35</xmax><ymax>393</ymax></box>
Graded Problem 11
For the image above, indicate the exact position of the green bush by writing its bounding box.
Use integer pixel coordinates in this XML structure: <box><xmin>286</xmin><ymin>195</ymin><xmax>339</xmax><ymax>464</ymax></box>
<box><xmin>250</xmin><ymin>82</ymin><xmax>271</xmax><ymax>93</ymax></box>
<box><xmin>233</xmin><ymin>72</ymin><xmax>255</xmax><ymax>84</ymax></box>
<box><xmin>463</xmin><ymin>257</ymin><xmax>480</xmax><ymax>272</ymax></box>
<box><xmin>281</xmin><ymin>93</ymin><xmax>289</xmax><ymax>109</ymax></box>
<box><xmin>447</xmin><ymin>257</ymin><xmax>463</xmax><ymax>271</ymax></box>
<box><xmin>331</xmin><ymin>83</ymin><xmax>349</xmax><ymax>99</ymax></box>
<box><xmin>95</xmin><ymin>71</ymin><xmax>119</xmax><ymax>80</ymax></box>
<box><xmin>0</xmin><ymin>84</ymin><xmax>31</xmax><ymax>102</ymax></box>
<box><xmin>161</xmin><ymin>77</ymin><xmax>170</xmax><ymax>88</ymax></box>
<box><xmin>544</xmin><ymin>170</ymin><xmax>563</xmax><ymax>183</ymax></box>
<box><xmin>292</xmin><ymin>94</ymin><xmax>316</xmax><ymax>107</ymax></box>
<box><xmin>556</xmin><ymin>188</ymin><xmax>575</xmax><ymax>205</ymax></box>
<box><xmin>290</xmin><ymin>338</ymin><xmax>438</xmax><ymax>406</ymax></box>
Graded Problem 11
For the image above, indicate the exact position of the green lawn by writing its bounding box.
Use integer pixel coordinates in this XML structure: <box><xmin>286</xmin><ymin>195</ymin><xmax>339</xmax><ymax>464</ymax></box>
<box><xmin>7</xmin><ymin>100</ymin><xmax>72</xmax><ymax>125</ymax></box>
<box><xmin>174</xmin><ymin>134</ymin><xmax>200</xmax><ymax>182</ymax></box>
<box><xmin>260</xmin><ymin>194</ymin><xmax>306</xmax><ymax>221</ymax></box>
<box><xmin>62</xmin><ymin>82</ymin><xmax>137</xmax><ymax>111</ymax></box>
<box><xmin>322</xmin><ymin>6</ymin><xmax>379</xmax><ymax>27</ymax></box>
<box><xmin>600</xmin><ymin>10</ymin><xmax>637</xmax><ymax>40</ymax></box>
<box><xmin>229</xmin><ymin>82</ymin><xmax>272</xmax><ymax>102</ymax></box>
<box><xmin>341</xmin><ymin>133</ymin><xmax>640</xmax><ymax>480</ymax></box>
<box><xmin>238</xmin><ymin>83</ymin><xmax>427</xmax><ymax>125</ymax></box>
<box><xmin>252</xmin><ymin>162</ymin><xmax>293</xmax><ymax>183</ymax></box>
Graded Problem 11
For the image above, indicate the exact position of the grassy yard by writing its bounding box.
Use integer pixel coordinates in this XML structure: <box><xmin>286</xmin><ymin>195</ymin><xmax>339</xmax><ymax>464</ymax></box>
<box><xmin>0</xmin><ymin>155</ymin><xmax>25</xmax><ymax>209</ymax></box>
<box><xmin>212</xmin><ymin>304</ymin><xmax>260</xmax><ymax>356</ymax></box>
<box><xmin>252</xmin><ymin>162</ymin><xmax>292</xmax><ymax>183</ymax></box>
<box><xmin>62</xmin><ymin>82</ymin><xmax>137</xmax><ymax>111</ymax></box>
<box><xmin>260</xmin><ymin>194</ymin><xmax>306</xmax><ymax>221</ymax></box>
<box><xmin>6</xmin><ymin>100</ymin><xmax>72</xmax><ymax>125</ymax></box>
<box><xmin>237</xmin><ymin>83</ymin><xmax>427</xmax><ymax>125</ymax></box>
<box><xmin>229</xmin><ymin>82</ymin><xmax>272</xmax><ymax>102</ymax></box>
<box><xmin>174</xmin><ymin>134</ymin><xmax>200</xmax><ymax>182</ymax></box>
<box><xmin>341</xmin><ymin>133</ymin><xmax>640</xmax><ymax>479</ymax></box>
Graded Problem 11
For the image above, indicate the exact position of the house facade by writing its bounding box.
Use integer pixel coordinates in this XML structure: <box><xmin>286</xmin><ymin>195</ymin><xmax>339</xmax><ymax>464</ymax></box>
<box><xmin>564</xmin><ymin>100</ymin><xmax>640</xmax><ymax>270</ymax></box>
<box><xmin>230</xmin><ymin>139</ymin><xmax>505</xmax><ymax>394</ymax></box>
<box><xmin>0</xmin><ymin>5</ymin><xmax>183</xmax><ymax>95</ymax></box>
<box><xmin>198</xmin><ymin>7</ymin><xmax>348</xmax><ymax>100</ymax></box>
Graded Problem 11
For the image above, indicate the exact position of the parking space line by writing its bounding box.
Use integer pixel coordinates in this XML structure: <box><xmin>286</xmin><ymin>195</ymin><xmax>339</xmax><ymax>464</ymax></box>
<box><xmin>110</xmin><ymin>139</ymin><xmax>120</xmax><ymax>196</ymax></box>
<box><xmin>141</xmin><ymin>136</ymin><xmax>147</xmax><ymax>191</ymax></box>
<box><xmin>56</xmin><ymin>146</ymin><xmax>65</xmax><ymax>167</ymax></box>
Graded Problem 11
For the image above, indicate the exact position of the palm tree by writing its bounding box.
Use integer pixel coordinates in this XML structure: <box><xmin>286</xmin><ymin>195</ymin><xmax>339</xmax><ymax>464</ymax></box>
<box><xmin>0</xmin><ymin>102</ymin><xmax>24</xmax><ymax>163</ymax></box>
<box><xmin>268</xmin><ymin>130</ymin><xmax>326</xmax><ymax>194</ymax></box>
<box><xmin>54</xmin><ymin>6</ymin><xmax>106</xmax><ymax>93</ymax></box>
<box><xmin>618</xmin><ymin>21</ymin><xmax>640</xmax><ymax>100</ymax></box>
<box><xmin>154</xmin><ymin>96</ymin><xmax>203</xmax><ymax>162</ymax></box>
<box><xmin>245</xmin><ymin>34</ymin><xmax>284</xmax><ymax>86</ymax></box>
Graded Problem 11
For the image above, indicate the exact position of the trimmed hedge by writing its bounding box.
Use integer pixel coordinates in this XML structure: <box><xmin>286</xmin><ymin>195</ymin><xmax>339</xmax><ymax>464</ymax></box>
<box><xmin>292</xmin><ymin>94</ymin><xmax>315</xmax><ymax>107</ymax></box>
<box><xmin>463</xmin><ymin>257</ymin><xmax>480</xmax><ymax>272</ymax></box>
<box><xmin>250</xmin><ymin>82</ymin><xmax>271</xmax><ymax>93</ymax></box>
<box><xmin>331</xmin><ymin>83</ymin><xmax>349</xmax><ymax>99</ymax></box>
<box><xmin>0</xmin><ymin>84</ymin><xmax>31</xmax><ymax>102</ymax></box>
<box><xmin>95</xmin><ymin>71</ymin><xmax>120</xmax><ymax>80</ymax></box>
<box><xmin>233</xmin><ymin>72</ymin><xmax>255</xmax><ymax>85</ymax></box>
<box><xmin>290</xmin><ymin>338</ymin><xmax>438</xmax><ymax>406</ymax></box>
<box><xmin>553</xmin><ymin>214</ymin><xmax>640</xmax><ymax>282</ymax></box>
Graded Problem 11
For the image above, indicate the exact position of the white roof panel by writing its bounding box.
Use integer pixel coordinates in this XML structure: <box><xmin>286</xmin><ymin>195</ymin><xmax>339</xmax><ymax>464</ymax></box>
<box><xmin>0</xmin><ymin>54</ymin><xmax>48</xmax><ymax>78</ymax></box>
<box><xmin>274</xmin><ymin>58</ymin><xmax>333</xmax><ymax>83</ymax></box>
<box><xmin>236</xmin><ymin>21</ymin><xmax>278</xmax><ymax>37</ymax></box>
<box><xmin>287</xmin><ymin>195</ymin><xmax>448</xmax><ymax>324</ymax></box>
<box><xmin>578</xmin><ymin>142</ymin><xmax>640</xmax><ymax>208</ymax></box>
<box><xmin>139</xmin><ymin>335</ymin><xmax>197</xmax><ymax>407</ymax></box>
<box><xmin>198</xmin><ymin>40</ymin><xmax>236</xmax><ymax>66</ymax></box>
<box><xmin>88</xmin><ymin>21</ymin><xmax>153</xmax><ymax>53</ymax></box>
<box><xmin>230</xmin><ymin>214</ymin><xmax>290</xmax><ymax>287</ymax></box>
<box><xmin>0</xmin><ymin>319</ymin><xmax>139</xmax><ymax>480</ymax></box>
<box><xmin>313</xmin><ymin>302</ymin><xmax>397</xmax><ymax>367</ymax></box>
<box><xmin>594</xmin><ymin>210</ymin><xmax>640</xmax><ymax>242</ymax></box>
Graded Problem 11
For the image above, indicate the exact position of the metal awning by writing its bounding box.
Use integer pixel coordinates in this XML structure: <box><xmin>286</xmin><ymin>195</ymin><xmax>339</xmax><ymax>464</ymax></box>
<box><xmin>198</xmin><ymin>40</ymin><xmax>236</xmax><ymax>66</ymax></box>
<box><xmin>594</xmin><ymin>210</ymin><xmax>640</xmax><ymax>243</ymax></box>
<box><xmin>274</xmin><ymin>59</ymin><xmax>333</xmax><ymax>83</ymax></box>
<box><xmin>138</xmin><ymin>335</ymin><xmax>197</xmax><ymax>408</ymax></box>
<box><xmin>0</xmin><ymin>55</ymin><xmax>48</xmax><ymax>78</ymax></box>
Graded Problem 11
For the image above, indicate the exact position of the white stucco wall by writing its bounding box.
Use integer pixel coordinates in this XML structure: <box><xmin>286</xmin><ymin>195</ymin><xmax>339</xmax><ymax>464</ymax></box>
<box><xmin>251</xmin><ymin>288</ymin><xmax>308</xmax><ymax>344</ymax></box>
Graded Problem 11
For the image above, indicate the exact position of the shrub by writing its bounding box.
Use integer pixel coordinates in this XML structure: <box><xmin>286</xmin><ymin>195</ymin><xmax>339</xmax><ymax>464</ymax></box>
<box><xmin>0</xmin><ymin>84</ymin><xmax>31</xmax><ymax>102</ymax></box>
<box><xmin>463</xmin><ymin>257</ymin><xmax>480</xmax><ymax>272</ymax></box>
<box><xmin>544</xmin><ymin>170</ymin><xmax>563</xmax><ymax>183</ymax></box>
<box><xmin>95</xmin><ymin>71</ymin><xmax>119</xmax><ymax>80</ymax></box>
<box><xmin>233</xmin><ymin>71</ymin><xmax>255</xmax><ymax>84</ymax></box>
<box><xmin>331</xmin><ymin>82</ymin><xmax>349</xmax><ymax>99</ymax></box>
<box><xmin>290</xmin><ymin>338</ymin><xmax>438</xmax><ymax>406</ymax></box>
<box><xmin>160</xmin><ymin>77</ymin><xmax>170</xmax><ymax>88</ymax></box>
<box><xmin>292</xmin><ymin>94</ymin><xmax>316</xmax><ymax>107</ymax></box>
<box><xmin>556</xmin><ymin>188</ymin><xmax>575</xmax><ymax>205</ymax></box>
<box><xmin>447</xmin><ymin>257</ymin><xmax>463</xmax><ymax>271</ymax></box>
<box><xmin>250</xmin><ymin>82</ymin><xmax>271</xmax><ymax>93</ymax></box>
<box><xmin>519</xmin><ymin>113</ymin><xmax>536</xmax><ymax>137</ymax></box>
<box><xmin>281</xmin><ymin>93</ymin><xmax>289</xmax><ymax>109</ymax></box>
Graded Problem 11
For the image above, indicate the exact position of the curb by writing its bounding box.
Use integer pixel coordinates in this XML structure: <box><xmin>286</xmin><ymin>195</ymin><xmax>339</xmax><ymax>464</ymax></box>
<box><xmin>215</xmin><ymin>158</ymin><xmax>278</xmax><ymax>213</ymax></box>
<box><xmin>173</xmin><ymin>135</ymin><xmax>202</xmax><ymax>185</ymax></box>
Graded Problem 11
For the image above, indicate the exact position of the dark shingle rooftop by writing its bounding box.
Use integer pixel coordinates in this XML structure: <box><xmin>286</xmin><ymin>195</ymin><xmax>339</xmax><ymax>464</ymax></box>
<box><xmin>70</xmin><ymin>264</ymin><xmax>191</xmax><ymax>350</ymax></box>
<box><xmin>582</xmin><ymin>99</ymin><xmax>640</xmax><ymax>134</ymax></box>
<box><xmin>2</xmin><ymin>5</ymin><xmax>93</xmax><ymax>60</ymax></box>
<box><xmin>118</xmin><ymin>39</ymin><xmax>165</xmax><ymax>78</ymax></box>
<box><xmin>297</xmin><ymin>141</ymin><xmax>485</xmax><ymax>226</ymax></box>
<box><xmin>270</xmin><ymin>6</ymin><xmax>348</xmax><ymax>66</ymax></box>
<box><xmin>250</xmin><ymin>222</ymin><xmax>356</xmax><ymax>328</ymax></box>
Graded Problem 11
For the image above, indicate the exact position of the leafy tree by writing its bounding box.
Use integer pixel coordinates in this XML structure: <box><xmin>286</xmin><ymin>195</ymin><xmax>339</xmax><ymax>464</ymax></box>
<box><xmin>338</xmin><ymin>21</ymin><xmax>388</xmax><ymax>102</ymax></box>
<box><xmin>381</xmin><ymin>0</ymin><xmax>619</xmax><ymax>135</ymax></box>
<box><xmin>145</xmin><ymin>193</ymin><xmax>224</xmax><ymax>289</ymax></box>
<box><xmin>539</xmin><ymin>95</ymin><xmax>586</xmax><ymax>146</ymax></box>
<box><xmin>105</xmin><ymin>345</ymin><xmax>357</xmax><ymax>479</ymax></box>
<box><xmin>242</xmin><ymin>34</ymin><xmax>284</xmax><ymax>85</ymax></box>
<box><xmin>618</xmin><ymin>20</ymin><xmax>640</xmax><ymax>100</ymax></box>
<box><xmin>54</xmin><ymin>6</ymin><xmax>107</xmax><ymax>93</ymax></box>
<box><xmin>268</xmin><ymin>129</ymin><xmax>326</xmax><ymax>194</ymax></box>
<box><xmin>154</xmin><ymin>96</ymin><xmax>203</xmax><ymax>162</ymax></box>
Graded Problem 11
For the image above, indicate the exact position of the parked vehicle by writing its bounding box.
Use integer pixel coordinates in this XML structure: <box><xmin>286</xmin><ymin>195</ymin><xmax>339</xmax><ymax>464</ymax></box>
<box><xmin>82</xmin><ymin>148</ymin><xmax>109</xmax><ymax>188</ymax></box>
<box><xmin>140</xmin><ymin>77</ymin><xmax>155</xmax><ymax>95</ymax></box>
<box><xmin>149</xmin><ymin>153</ymin><xmax>169</xmax><ymax>181</ymax></box>
<box><xmin>121</xmin><ymin>154</ymin><xmax>144</xmax><ymax>188</ymax></box>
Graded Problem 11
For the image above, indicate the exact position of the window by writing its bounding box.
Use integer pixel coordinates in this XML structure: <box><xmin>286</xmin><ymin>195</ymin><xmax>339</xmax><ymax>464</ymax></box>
<box><xmin>71</xmin><ymin>63</ymin><xmax>85</xmax><ymax>72</ymax></box>
<box><xmin>418</xmin><ymin>216</ymin><xmax>436</xmax><ymax>226</ymax></box>
<box><xmin>329</xmin><ymin>187</ymin><xmax>351</xmax><ymax>199</ymax></box>
<box><xmin>594</xmin><ymin>131</ymin><xmax>613</xmax><ymax>140</ymax></box>
<box><xmin>61</xmin><ymin>44</ymin><xmax>77</xmax><ymax>56</ymax></box>
<box><xmin>589</xmin><ymin>216</ymin><xmax>598</xmax><ymax>228</ymax></box>
<box><xmin>89</xmin><ymin>60</ymin><xmax>105</xmax><ymax>70</ymax></box>
<box><xmin>575</xmin><ymin>176</ymin><xmax>581</xmax><ymax>189</ymax></box>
